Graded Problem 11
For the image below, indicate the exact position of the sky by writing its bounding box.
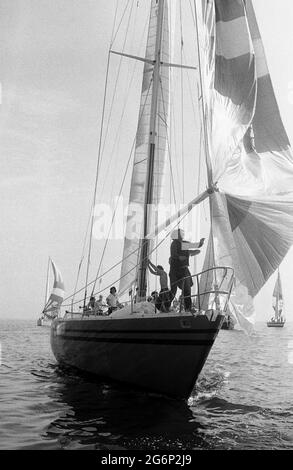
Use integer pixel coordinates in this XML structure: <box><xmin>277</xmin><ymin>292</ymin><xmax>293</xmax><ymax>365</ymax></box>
<box><xmin>0</xmin><ymin>0</ymin><xmax>293</xmax><ymax>321</ymax></box>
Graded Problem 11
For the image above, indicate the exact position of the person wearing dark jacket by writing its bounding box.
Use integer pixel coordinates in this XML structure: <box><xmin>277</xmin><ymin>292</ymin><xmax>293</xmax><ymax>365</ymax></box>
<box><xmin>169</xmin><ymin>229</ymin><xmax>204</xmax><ymax>311</ymax></box>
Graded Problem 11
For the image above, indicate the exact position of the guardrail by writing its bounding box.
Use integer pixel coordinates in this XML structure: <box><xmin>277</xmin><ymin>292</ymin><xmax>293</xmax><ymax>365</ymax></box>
<box><xmin>63</xmin><ymin>266</ymin><xmax>234</xmax><ymax>319</ymax></box>
<box><xmin>179</xmin><ymin>266</ymin><xmax>234</xmax><ymax>313</ymax></box>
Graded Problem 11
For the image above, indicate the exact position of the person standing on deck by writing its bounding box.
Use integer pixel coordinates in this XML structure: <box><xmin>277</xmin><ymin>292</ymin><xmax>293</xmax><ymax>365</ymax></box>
<box><xmin>169</xmin><ymin>229</ymin><xmax>205</xmax><ymax>311</ymax></box>
<box><xmin>147</xmin><ymin>260</ymin><xmax>172</xmax><ymax>312</ymax></box>
<box><xmin>87</xmin><ymin>296</ymin><xmax>96</xmax><ymax>311</ymax></box>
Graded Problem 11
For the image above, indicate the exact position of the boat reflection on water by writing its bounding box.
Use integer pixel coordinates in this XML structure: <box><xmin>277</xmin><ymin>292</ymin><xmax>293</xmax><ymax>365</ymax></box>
<box><xmin>42</xmin><ymin>365</ymin><xmax>214</xmax><ymax>451</ymax></box>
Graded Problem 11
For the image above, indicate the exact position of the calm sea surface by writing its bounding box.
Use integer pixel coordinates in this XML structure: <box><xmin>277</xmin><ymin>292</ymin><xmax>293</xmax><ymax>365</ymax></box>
<box><xmin>1</xmin><ymin>319</ymin><xmax>293</xmax><ymax>450</ymax></box>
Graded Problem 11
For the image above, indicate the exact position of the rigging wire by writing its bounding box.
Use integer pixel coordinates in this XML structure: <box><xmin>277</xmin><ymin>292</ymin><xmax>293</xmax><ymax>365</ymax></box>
<box><xmin>98</xmin><ymin>10</ymin><xmax>149</xmax><ymax>202</ymax></box>
<box><xmin>71</xmin><ymin>0</ymin><xmax>119</xmax><ymax>306</ymax></box>
<box><xmin>62</xmin><ymin>3</ymin><xmax>150</xmax><ymax>306</ymax></box>
<box><xmin>193</xmin><ymin>0</ymin><xmax>216</xmax><ymax>286</ymax></box>
<box><xmin>100</xmin><ymin>0</ymin><xmax>136</xmax><ymax>171</ymax></box>
<box><xmin>111</xmin><ymin>0</ymin><xmax>133</xmax><ymax>49</ymax></box>
<box><xmin>110</xmin><ymin>0</ymin><xmax>120</xmax><ymax>46</ymax></box>
<box><xmin>83</xmin><ymin>48</ymin><xmax>111</xmax><ymax>307</ymax></box>
<box><xmin>107</xmin><ymin>1</ymin><xmax>137</xmax><ymax>206</ymax></box>
<box><xmin>90</xmin><ymin>78</ymin><xmax>154</xmax><ymax>295</ymax></box>
<box><xmin>179</xmin><ymin>0</ymin><xmax>185</xmax><ymax>202</ymax></box>
<box><xmin>159</xmin><ymin>79</ymin><xmax>176</xmax><ymax>205</ymax></box>
<box><xmin>84</xmin><ymin>0</ymin><xmax>135</xmax><ymax>307</ymax></box>
<box><xmin>193</xmin><ymin>0</ymin><xmax>213</xmax><ymax>186</ymax></box>
<box><xmin>168</xmin><ymin>8</ymin><xmax>182</xmax><ymax>205</ymax></box>
<box><xmin>71</xmin><ymin>208</ymin><xmax>93</xmax><ymax>308</ymax></box>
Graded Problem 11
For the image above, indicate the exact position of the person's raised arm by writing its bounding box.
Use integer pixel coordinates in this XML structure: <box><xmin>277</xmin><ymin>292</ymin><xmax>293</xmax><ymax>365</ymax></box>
<box><xmin>147</xmin><ymin>259</ymin><xmax>158</xmax><ymax>275</ymax></box>
<box><xmin>190</xmin><ymin>249</ymin><xmax>201</xmax><ymax>257</ymax></box>
<box><xmin>198</xmin><ymin>238</ymin><xmax>205</xmax><ymax>248</ymax></box>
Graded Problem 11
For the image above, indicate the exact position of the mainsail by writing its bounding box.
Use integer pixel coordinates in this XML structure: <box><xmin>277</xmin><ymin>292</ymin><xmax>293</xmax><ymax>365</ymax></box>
<box><xmin>199</xmin><ymin>0</ymin><xmax>293</xmax><ymax>331</ymax></box>
<box><xmin>43</xmin><ymin>259</ymin><xmax>65</xmax><ymax>315</ymax></box>
<box><xmin>119</xmin><ymin>0</ymin><xmax>169</xmax><ymax>294</ymax></box>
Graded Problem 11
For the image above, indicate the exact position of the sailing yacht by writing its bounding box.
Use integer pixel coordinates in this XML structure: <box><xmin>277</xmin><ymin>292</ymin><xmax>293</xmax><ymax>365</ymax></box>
<box><xmin>50</xmin><ymin>1</ymin><xmax>293</xmax><ymax>399</ymax></box>
<box><xmin>38</xmin><ymin>259</ymin><xmax>65</xmax><ymax>327</ymax></box>
<box><xmin>267</xmin><ymin>270</ymin><xmax>285</xmax><ymax>327</ymax></box>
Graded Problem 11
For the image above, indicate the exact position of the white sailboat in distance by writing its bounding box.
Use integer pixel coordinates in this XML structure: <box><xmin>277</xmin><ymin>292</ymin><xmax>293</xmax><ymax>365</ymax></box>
<box><xmin>37</xmin><ymin>258</ymin><xmax>65</xmax><ymax>326</ymax></box>
<box><xmin>267</xmin><ymin>270</ymin><xmax>285</xmax><ymax>327</ymax></box>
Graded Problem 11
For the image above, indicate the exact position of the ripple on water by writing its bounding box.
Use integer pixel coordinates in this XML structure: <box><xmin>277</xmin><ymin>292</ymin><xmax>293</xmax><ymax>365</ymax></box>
<box><xmin>1</xmin><ymin>319</ymin><xmax>293</xmax><ymax>450</ymax></box>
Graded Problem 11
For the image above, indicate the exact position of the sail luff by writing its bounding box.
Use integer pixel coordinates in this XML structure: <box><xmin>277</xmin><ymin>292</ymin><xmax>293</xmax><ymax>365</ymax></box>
<box><xmin>195</xmin><ymin>0</ymin><xmax>215</xmax><ymax>188</ymax></box>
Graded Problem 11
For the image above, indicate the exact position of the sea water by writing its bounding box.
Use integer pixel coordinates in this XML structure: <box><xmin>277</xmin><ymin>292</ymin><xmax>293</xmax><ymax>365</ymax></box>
<box><xmin>0</xmin><ymin>319</ymin><xmax>293</xmax><ymax>450</ymax></box>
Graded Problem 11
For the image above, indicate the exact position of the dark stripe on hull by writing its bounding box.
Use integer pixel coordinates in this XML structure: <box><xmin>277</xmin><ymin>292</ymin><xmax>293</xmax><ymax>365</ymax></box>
<box><xmin>57</xmin><ymin>335</ymin><xmax>214</xmax><ymax>346</ymax></box>
<box><xmin>62</xmin><ymin>328</ymin><xmax>218</xmax><ymax>335</ymax></box>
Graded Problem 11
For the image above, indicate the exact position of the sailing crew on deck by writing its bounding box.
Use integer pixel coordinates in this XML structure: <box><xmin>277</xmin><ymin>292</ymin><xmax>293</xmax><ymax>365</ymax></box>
<box><xmin>95</xmin><ymin>294</ymin><xmax>106</xmax><ymax>315</ymax></box>
<box><xmin>147</xmin><ymin>260</ymin><xmax>172</xmax><ymax>312</ymax></box>
<box><xmin>151</xmin><ymin>291</ymin><xmax>159</xmax><ymax>303</ymax></box>
<box><xmin>106</xmin><ymin>287</ymin><xmax>123</xmax><ymax>315</ymax></box>
<box><xmin>169</xmin><ymin>229</ymin><xmax>205</xmax><ymax>312</ymax></box>
<box><xmin>87</xmin><ymin>296</ymin><xmax>96</xmax><ymax>311</ymax></box>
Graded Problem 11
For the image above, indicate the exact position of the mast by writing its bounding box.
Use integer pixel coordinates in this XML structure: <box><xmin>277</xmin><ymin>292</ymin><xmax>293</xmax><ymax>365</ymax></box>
<box><xmin>137</xmin><ymin>0</ymin><xmax>166</xmax><ymax>300</ymax></box>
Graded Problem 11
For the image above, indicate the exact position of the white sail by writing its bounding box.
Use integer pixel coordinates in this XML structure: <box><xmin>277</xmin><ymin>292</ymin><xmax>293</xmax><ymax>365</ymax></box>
<box><xmin>199</xmin><ymin>0</ymin><xmax>293</xmax><ymax>332</ymax></box>
<box><xmin>273</xmin><ymin>270</ymin><xmax>283</xmax><ymax>312</ymax></box>
<box><xmin>43</xmin><ymin>259</ymin><xmax>65</xmax><ymax>315</ymax></box>
<box><xmin>119</xmin><ymin>0</ymin><xmax>169</xmax><ymax>295</ymax></box>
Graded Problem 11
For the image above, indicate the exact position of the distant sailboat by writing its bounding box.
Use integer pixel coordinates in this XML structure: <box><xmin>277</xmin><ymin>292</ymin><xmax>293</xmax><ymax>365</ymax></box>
<box><xmin>37</xmin><ymin>258</ymin><xmax>65</xmax><ymax>326</ymax></box>
<box><xmin>50</xmin><ymin>0</ymin><xmax>293</xmax><ymax>399</ymax></box>
<box><xmin>267</xmin><ymin>270</ymin><xmax>285</xmax><ymax>327</ymax></box>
